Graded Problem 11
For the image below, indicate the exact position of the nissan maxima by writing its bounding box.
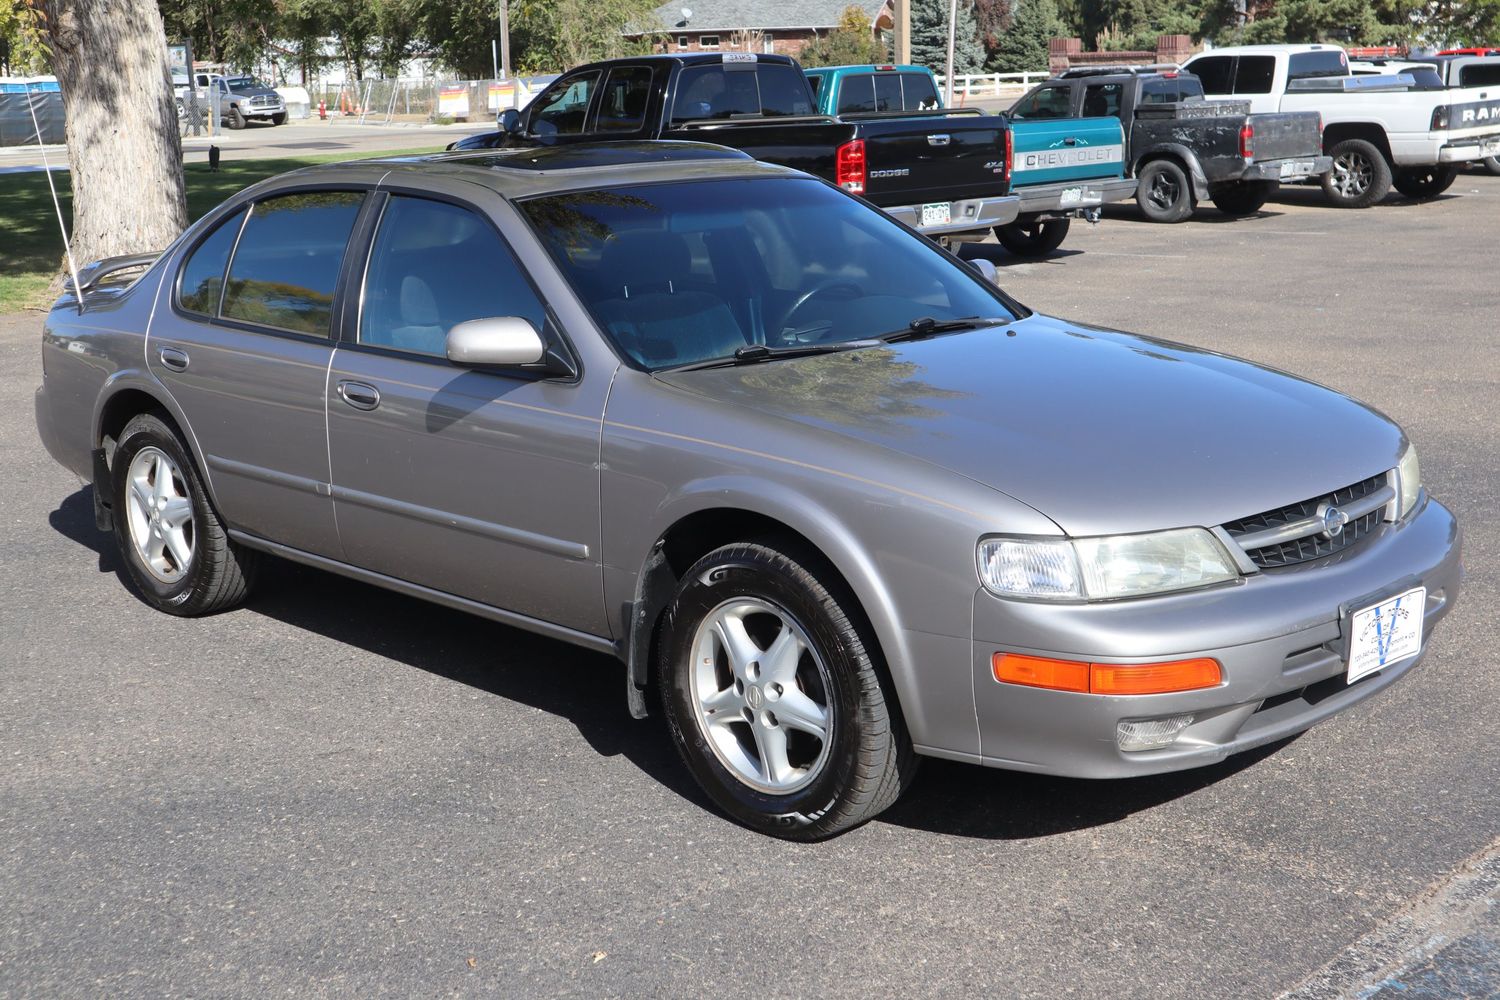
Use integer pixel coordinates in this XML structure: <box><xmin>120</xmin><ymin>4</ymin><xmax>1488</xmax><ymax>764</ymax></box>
<box><xmin>34</xmin><ymin>142</ymin><xmax>1463</xmax><ymax>838</ymax></box>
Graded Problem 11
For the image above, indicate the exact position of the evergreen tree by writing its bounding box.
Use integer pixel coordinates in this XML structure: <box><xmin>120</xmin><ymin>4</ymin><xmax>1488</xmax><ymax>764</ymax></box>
<box><xmin>911</xmin><ymin>0</ymin><xmax>987</xmax><ymax>75</ymax></box>
<box><xmin>989</xmin><ymin>0</ymin><xmax>1057</xmax><ymax>72</ymax></box>
<box><xmin>800</xmin><ymin>7</ymin><xmax>889</xmax><ymax>68</ymax></box>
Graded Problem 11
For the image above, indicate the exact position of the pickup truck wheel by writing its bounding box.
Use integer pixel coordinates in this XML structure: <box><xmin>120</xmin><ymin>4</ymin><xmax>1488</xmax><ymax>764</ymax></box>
<box><xmin>1136</xmin><ymin>159</ymin><xmax>1194</xmax><ymax>222</ymax></box>
<box><xmin>110</xmin><ymin>414</ymin><xmax>259</xmax><ymax>616</ymax></box>
<box><xmin>1392</xmin><ymin>165</ymin><xmax>1458</xmax><ymax>200</ymax></box>
<box><xmin>226</xmin><ymin>105</ymin><xmax>247</xmax><ymax>130</ymax></box>
<box><xmin>1484</xmin><ymin>155</ymin><xmax>1500</xmax><ymax>176</ymax></box>
<box><xmin>270</xmin><ymin>112</ymin><xmax>287</xmax><ymax>126</ymax></box>
<box><xmin>659</xmin><ymin>542</ymin><xmax>916</xmax><ymax>840</ymax></box>
<box><xmin>1321</xmin><ymin>139</ymin><xmax>1391</xmax><ymax>208</ymax></box>
<box><xmin>1209</xmin><ymin>180</ymin><xmax>1276</xmax><ymax>217</ymax></box>
<box><xmin>993</xmin><ymin>217</ymin><xmax>1070</xmax><ymax>256</ymax></box>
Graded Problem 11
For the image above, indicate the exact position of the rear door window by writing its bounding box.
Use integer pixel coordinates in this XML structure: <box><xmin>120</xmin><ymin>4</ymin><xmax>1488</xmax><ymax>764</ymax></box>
<box><xmin>1082</xmin><ymin>82</ymin><xmax>1123</xmax><ymax>117</ymax></box>
<box><xmin>221</xmin><ymin>191</ymin><xmax>363</xmax><ymax>337</ymax></box>
<box><xmin>1460</xmin><ymin>63</ymin><xmax>1500</xmax><ymax>87</ymax></box>
<box><xmin>1010</xmin><ymin>84</ymin><xmax>1073</xmax><ymax>119</ymax></box>
<box><xmin>1187</xmin><ymin>56</ymin><xmax>1233</xmax><ymax>94</ymax></box>
<box><xmin>1233</xmin><ymin>56</ymin><xmax>1276</xmax><ymax>94</ymax></box>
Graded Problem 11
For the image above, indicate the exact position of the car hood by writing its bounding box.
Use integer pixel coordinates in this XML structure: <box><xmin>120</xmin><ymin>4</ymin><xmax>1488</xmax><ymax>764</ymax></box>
<box><xmin>654</xmin><ymin>314</ymin><xmax>1404</xmax><ymax>536</ymax></box>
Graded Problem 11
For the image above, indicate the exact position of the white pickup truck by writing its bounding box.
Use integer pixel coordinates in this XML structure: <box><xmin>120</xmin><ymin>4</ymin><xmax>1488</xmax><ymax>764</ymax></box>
<box><xmin>1182</xmin><ymin>44</ymin><xmax>1500</xmax><ymax>207</ymax></box>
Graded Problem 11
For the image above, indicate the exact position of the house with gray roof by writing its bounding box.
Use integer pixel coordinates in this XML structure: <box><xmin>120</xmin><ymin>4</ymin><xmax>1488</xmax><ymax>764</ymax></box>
<box><xmin>627</xmin><ymin>0</ymin><xmax>892</xmax><ymax>58</ymax></box>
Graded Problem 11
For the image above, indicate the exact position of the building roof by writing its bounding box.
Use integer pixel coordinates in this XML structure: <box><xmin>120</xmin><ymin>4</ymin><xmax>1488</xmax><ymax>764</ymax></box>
<box><xmin>642</xmin><ymin>0</ymin><xmax>888</xmax><ymax>33</ymax></box>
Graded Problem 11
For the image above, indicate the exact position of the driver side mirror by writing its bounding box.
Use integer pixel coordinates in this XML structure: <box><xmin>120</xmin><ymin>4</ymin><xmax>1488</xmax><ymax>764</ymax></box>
<box><xmin>446</xmin><ymin>316</ymin><xmax>545</xmax><ymax>367</ymax></box>
<box><xmin>968</xmin><ymin>258</ymin><xmax>999</xmax><ymax>284</ymax></box>
<box><xmin>499</xmin><ymin>108</ymin><xmax>522</xmax><ymax>134</ymax></box>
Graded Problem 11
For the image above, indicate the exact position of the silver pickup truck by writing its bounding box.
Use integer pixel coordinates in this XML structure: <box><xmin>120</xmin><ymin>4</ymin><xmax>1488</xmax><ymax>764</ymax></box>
<box><xmin>175</xmin><ymin>72</ymin><xmax>287</xmax><ymax>129</ymax></box>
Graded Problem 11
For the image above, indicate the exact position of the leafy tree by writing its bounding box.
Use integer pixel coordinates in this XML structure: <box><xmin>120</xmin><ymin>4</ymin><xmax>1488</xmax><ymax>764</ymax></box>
<box><xmin>1096</xmin><ymin>0</ymin><xmax>1199</xmax><ymax>49</ymax></box>
<box><xmin>2</xmin><ymin>1</ymin><xmax>49</xmax><ymax>74</ymax></box>
<box><xmin>158</xmin><ymin>0</ymin><xmax>277</xmax><ymax>70</ymax></box>
<box><xmin>799</xmin><ymin>5</ymin><xmax>888</xmax><ymax>68</ymax></box>
<box><xmin>973</xmin><ymin>0</ymin><xmax>1013</xmax><ymax>53</ymax></box>
<box><xmin>911</xmin><ymin>0</ymin><xmax>986</xmax><ymax>74</ymax></box>
<box><xmin>989</xmin><ymin>0</ymin><xmax>1057</xmax><ymax>72</ymax></box>
<box><xmin>511</xmin><ymin>0</ymin><xmax>656</xmax><ymax>72</ymax></box>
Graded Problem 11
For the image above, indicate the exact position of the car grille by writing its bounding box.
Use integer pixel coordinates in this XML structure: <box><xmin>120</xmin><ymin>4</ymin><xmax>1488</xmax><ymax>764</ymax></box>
<box><xmin>1221</xmin><ymin>473</ymin><xmax>1392</xmax><ymax>569</ymax></box>
<box><xmin>250</xmin><ymin>95</ymin><xmax>279</xmax><ymax>107</ymax></box>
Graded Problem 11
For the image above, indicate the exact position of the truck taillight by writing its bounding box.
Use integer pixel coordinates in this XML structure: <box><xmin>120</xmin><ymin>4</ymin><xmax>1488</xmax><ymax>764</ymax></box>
<box><xmin>1004</xmin><ymin>127</ymin><xmax>1013</xmax><ymax>179</ymax></box>
<box><xmin>1239</xmin><ymin>122</ymin><xmax>1254</xmax><ymax>158</ymax></box>
<box><xmin>1431</xmin><ymin>105</ymin><xmax>1451</xmax><ymax>130</ymax></box>
<box><xmin>836</xmin><ymin>139</ymin><xmax>866</xmax><ymax>194</ymax></box>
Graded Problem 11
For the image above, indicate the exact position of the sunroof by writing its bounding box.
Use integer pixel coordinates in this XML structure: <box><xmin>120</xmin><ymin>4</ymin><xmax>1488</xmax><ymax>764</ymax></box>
<box><xmin>453</xmin><ymin>141</ymin><xmax>752</xmax><ymax>171</ymax></box>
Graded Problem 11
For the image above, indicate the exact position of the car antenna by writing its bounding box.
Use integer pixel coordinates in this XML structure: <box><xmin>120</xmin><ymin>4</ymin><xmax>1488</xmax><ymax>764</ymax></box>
<box><xmin>26</xmin><ymin>87</ymin><xmax>84</xmax><ymax>313</ymax></box>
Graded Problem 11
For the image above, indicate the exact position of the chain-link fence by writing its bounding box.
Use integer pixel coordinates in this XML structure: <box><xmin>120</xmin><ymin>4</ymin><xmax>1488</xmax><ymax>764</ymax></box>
<box><xmin>304</xmin><ymin>76</ymin><xmax>561</xmax><ymax>125</ymax></box>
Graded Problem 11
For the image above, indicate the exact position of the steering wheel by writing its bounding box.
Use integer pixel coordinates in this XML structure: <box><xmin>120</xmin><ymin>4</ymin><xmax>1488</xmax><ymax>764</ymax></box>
<box><xmin>773</xmin><ymin>281</ymin><xmax>863</xmax><ymax>342</ymax></box>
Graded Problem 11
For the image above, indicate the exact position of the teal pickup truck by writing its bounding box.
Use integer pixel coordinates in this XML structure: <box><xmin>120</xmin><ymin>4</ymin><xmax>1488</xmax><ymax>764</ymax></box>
<box><xmin>804</xmin><ymin>64</ymin><xmax>1137</xmax><ymax>254</ymax></box>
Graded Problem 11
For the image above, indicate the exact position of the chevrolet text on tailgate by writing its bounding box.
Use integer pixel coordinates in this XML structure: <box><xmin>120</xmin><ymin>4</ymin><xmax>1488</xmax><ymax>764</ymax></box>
<box><xmin>35</xmin><ymin>145</ymin><xmax>1462</xmax><ymax>840</ymax></box>
<box><xmin>451</xmin><ymin>53</ymin><xmax>1020</xmax><ymax>241</ymax></box>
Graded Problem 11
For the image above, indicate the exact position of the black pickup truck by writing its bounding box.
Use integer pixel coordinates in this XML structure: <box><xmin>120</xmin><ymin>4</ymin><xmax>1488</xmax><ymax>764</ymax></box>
<box><xmin>1010</xmin><ymin>66</ymin><xmax>1331</xmax><ymax>220</ymax></box>
<box><xmin>450</xmin><ymin>53</ymin><xmax>1020</xmax><ymax>240</ymax></box>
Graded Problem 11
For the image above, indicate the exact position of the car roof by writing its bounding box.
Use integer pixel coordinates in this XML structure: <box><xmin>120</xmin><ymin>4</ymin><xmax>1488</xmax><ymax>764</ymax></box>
<box><xmin>1189</xmin><ymin>44</ymin><xmax>1345</xmax><ymax>56</ymax></box>
<box><xmin>804</xmin><ymin>64</ymin><xmax>928</xmax><ymax>74</ymax></box>
<box><xmin>260</xmin><ymin>141</ymin><xmax>798</xmax><ymax>202</ymax></box>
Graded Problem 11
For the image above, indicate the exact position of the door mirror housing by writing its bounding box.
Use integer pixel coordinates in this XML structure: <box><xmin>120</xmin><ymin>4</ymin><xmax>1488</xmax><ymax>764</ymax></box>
<box><xmin>499</xmin><ymin>108</ymin><xmax>522</xmax><ymax>134</ymax></box>
<box><xmin>446</xmin><ymin>316</ymin><xmax>546</xmax><ymax>367</ymax></box>
<box><xmin>968</xmin><ymin>258</ymin><xmax>999</xmax><ymax>284</ymax></box>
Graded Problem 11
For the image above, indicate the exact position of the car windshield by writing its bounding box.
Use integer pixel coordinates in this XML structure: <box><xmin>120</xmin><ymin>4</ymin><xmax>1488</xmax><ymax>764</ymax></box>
<box><xmin>226</xmin><ymin>77</ymin><xmax>265</xmax><ymax>89</ymax></box>
<box><xmin>520</xmin><ymin>177</ymin><xmax>1019</xmax><ymax>371</ymax></box>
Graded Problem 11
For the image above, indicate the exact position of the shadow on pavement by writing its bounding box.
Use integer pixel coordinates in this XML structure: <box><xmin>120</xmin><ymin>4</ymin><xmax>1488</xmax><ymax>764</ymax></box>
<box><xmin>49</xmin><ymin>485</ymin><xmax>1291</xmax><ymax>840</ymax></box>
<box><xmin>959</xmin><ymin>243</ymin><xmax>1084</xmax><ymax>267</ymax></box>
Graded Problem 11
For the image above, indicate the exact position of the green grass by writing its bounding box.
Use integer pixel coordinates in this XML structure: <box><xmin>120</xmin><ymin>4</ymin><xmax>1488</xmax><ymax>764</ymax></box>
<box><xmin>0</xmin><ymin>147</ymin><xmax>440</xmax><ymax>312</ymax></box>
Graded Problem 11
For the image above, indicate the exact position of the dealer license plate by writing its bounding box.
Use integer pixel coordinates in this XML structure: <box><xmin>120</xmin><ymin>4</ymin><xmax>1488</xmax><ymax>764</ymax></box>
<box><xmin>1346</xmin><ymin>586</ymin><xmax>1425</xmax><ymax>684</ymax></box>
<box><xmin>1280</xmin><ymin>159</ymin><xmax>1316</xmax><ymax>178</ymax></box>
<box><xmin>922</xmin><ymin>202</ymin><xmax>951</xmax><ymax>227</ymax></box>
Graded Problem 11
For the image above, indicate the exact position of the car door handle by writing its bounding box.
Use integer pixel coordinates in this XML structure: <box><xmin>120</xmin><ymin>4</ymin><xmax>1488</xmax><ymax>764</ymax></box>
<box><xmin>927</xmin><ymin>134</ymin><xmax>951</xmax><ymax>147</ymax></box>
<box><xmin>158</xmin><ymin>347</ymin><xmax>189</xmax><ymax>372</ymax></box>
<box><xmin>337</xmin><ymin>380</ymin><xmax>381</xmax><ymax>411</ymax></box>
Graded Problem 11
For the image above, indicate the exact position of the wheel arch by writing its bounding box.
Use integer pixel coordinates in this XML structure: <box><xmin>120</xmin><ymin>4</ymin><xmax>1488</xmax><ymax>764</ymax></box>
<box><xmin>1133</xmin><ymin>145</ymin><xmax>1210</xmax><ymax>200</ymax></box>
<box><xmin>93</xmin><ymin>375</ymin><xmax>220</xmax><ymax>507</ymax></box>
<box><xmin>1322</xmin><ymin>123</ymin><xmax>1393</xmax><ymax>164</ymax></box>
<box><xmin>621</xmin><ymin>495</ymin><xmax>916</xmax><ymax>742</ymax></box>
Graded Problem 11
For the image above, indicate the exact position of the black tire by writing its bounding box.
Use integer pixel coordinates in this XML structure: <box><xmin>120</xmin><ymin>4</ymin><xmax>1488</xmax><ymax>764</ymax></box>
<box><xmin>226</xmin><ymin>105</ymin><xmax>247</xmax><ymax>130</ymax></box>
<box><xmin>1321</xmin><ymin>138</ymin><xmax>1392</xmax><ymax>208</ymax></box>
<box><xmin>110</xmin><ymin>413</ymin><xmax>259</xmax><ymax>616</ymax></box>
<box><xmin>658</xmin><ymin>542</ymin><xmax>916</xmax><ymax>840</ymax></box>
<box><xmin>993</xmin><ymin>216</ymin><xmax>1071</xmax><ymax>256</ymax></box>
<box><xmin>1209</xmin><ymin>180</ymin><xmax>1276</xmax><ymax>216</ymax></box>
<box><xmin>1135</xmin><ymin>158</ymin><xmax>1194</xmax><ymax>222</ymax></box>
<box><xmin>1392</xmin><ymin>164</ymin><xmax>1458</xmax><ymax>200</ymax></box>
<box><xmin>1484</xmin><ymin>155</ymin><xmax>1500</xmax><ymax>176</ymax></box>
<box><xmin>270</xmin><ymin>111</ymin><xmax>287</xmax><ymax>126</ymax></box>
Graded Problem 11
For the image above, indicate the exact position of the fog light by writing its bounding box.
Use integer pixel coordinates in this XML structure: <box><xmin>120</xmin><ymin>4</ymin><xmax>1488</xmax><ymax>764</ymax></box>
<box><xmin>1116</xmin><ymin>714</ymin><xmax>1195</xmax><ymax>752</ymax></box>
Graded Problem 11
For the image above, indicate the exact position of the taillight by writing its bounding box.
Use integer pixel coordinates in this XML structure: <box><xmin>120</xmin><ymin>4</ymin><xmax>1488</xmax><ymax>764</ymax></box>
<box><xmin>1004</xmin><ymin>127</ymin><xmax>1013</xmax><ymax>179</ymax></box>
<box><xmin>1239</xmin><ymin>121</ymin><xmax>1254</xmax><ymax>158</ymax></box>
<box><xmin>836</xmin><ymin>139</ymin><xmax>866</xmax><ymax>194</ymax></box>
<box><xmin>1431</xmin><ymin>105</ymin><xmax>1451</xmax><ymax>130</ymax></box>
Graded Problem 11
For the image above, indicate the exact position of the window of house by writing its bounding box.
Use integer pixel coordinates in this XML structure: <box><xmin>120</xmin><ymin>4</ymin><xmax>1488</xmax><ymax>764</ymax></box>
<box><xmin>699</xmin><ymin>35</ymin><xmax>720</xmax><ymax>49</ymax></box>
<box><xmin>677</xmin><ymin>35</ymin><xmax>688</xmax><ymax>49</ymax></box>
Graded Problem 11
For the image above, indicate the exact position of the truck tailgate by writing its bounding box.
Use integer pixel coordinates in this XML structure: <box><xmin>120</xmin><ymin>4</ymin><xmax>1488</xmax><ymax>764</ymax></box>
<box><xmin>1009</xmin><ymin>117</ymin><xmax>1125</xmax><ymax>189</ymax></box>
<box><xmin>853</xmin><ymin>114</ymin><xmax>1009</xmax><ymax>206</ymax></box>
<box><xmin>1247</xmin><ymin>111</ymin><xmax>1323</xmax><ymax>162</ymax></box>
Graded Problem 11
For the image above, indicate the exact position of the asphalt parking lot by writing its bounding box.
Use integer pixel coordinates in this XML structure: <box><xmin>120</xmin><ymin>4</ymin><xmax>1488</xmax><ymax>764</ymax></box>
<box><xmin>2</xmin><ymin>170</ymin><xmax>1497</xmax><ymax>998</ymax></box>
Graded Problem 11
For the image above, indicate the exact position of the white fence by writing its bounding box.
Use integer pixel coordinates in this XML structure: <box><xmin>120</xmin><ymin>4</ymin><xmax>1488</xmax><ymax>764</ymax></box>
<box><xmin>933</xmin><ymin>71</ymin><xmax>1049</xmax><ymax>99</ymax></box>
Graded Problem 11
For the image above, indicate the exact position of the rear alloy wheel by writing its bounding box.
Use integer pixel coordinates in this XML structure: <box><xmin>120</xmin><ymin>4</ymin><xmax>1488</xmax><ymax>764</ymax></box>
<box><xmin>993</xmin><ymin>217</ymin><xmax>1071</xmax><ymax>257</ymax></box>
<box><xmin>659</xmin><ymin>542</ymin><xmax>916</xmax><ymax>839</ymax></box>
<box><xmin>1136</xmin><ymin>159</ymin><xmax>1194</xmax><ymax>222</ymax></box>
<box><xmin>1392</xmin><ymin>164</ymin><xmax>1458</xmax><ymax>200</ymax></box>
<box><xmin>1209</xmin><ymin>180</ymin><xmax>1277</xmax><ymax>217</ymax></box>
<box><xmin>1321</xmin><ymin>139</ymin><xmax>1392</xmax><ymax>208</ymax></box>
<box><xmin>111</xmin><ymin>413</ymin><xmax>258</xmax><ymax>616</ymax></box>
<box><xmin>1484</xmin><ymin>155</ymin><xmax>1500</xmax><ymax>176</ymax></box>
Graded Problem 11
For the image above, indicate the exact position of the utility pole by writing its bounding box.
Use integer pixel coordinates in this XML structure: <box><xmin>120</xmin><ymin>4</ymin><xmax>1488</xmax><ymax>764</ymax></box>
<box><xmin>894</xmin><ymin>0</ymin><xmax>911</xmax><ymax>63</ymax></box>
<box><xmin>943</xmin><ymin>0</ymin><xmax>957</xmax><ymax>106</ymax></box>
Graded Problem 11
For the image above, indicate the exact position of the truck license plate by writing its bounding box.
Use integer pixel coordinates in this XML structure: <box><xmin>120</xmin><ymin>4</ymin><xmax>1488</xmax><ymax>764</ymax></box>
<box><xmin>922</xmin><ymin>202</ymin><xmax>951</xmax><ymax>227</ymax></box>
<box><xmin>1280</xmin><ymin>160</ymin><xmax>1315</xmax><ymax>178</ymax></box>
<box><xmin>1346</xmin><ymin>586</ymin><xmax>1425</xmax><ymax>684</ymax></box>
<box><xmin>1059</xmin><ymin>187</ymin><xmax>1082</xmax><ymax>207</ymax></box>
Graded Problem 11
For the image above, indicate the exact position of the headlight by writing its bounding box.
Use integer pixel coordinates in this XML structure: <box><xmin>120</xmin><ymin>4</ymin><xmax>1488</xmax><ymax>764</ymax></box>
<box><xmin>1395</xmin><ymin>442</ymin><xmax>1422</xmax><ymax>519</ymax></box>
<box><xmin>978</xmin><ymin>528</ymin><xmax>1239</xmax><ymax>601</ymax></box>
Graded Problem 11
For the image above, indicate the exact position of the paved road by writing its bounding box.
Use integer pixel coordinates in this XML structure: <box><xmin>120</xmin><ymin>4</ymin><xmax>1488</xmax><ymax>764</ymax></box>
<box><xmin>2</xmin><ymin>172</ymin><xmax>1497</xmax><ymax>998</ymax></box>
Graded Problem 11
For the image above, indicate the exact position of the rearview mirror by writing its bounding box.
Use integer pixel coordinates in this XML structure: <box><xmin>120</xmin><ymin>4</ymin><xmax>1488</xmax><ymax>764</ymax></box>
<box><xmin>968</xmin><ymin>258</ymin><xmax>999</xmax><ymax>284</ymax></box>
<box><xmin>446</xmin><ymin>316</ymin><xmax>545</xmax><ymax>367</ymax></box>
<box><xmin>499</xmin><ymin>108</ymin><xmax>521</xmax><ymax>134</ymax></box>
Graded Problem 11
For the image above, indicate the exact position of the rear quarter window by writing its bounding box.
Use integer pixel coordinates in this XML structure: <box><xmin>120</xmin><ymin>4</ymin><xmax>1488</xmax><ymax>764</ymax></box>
<box><xmin>1460</xmin><ymin>63</ymin><xmax>1500</xmax><ymax>87</ymax></box>
<box><xmin>178</xmin><ymin>208</ymin><xmax>246</xmax><ymax>316</ymax></box>
<box><xmin>1288</xmin><ymin>50</ymin><xmax>1348</xmax><ymax>81</ymax></box>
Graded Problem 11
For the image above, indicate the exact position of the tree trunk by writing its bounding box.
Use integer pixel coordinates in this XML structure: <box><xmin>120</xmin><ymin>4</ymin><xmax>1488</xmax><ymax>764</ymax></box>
<box><xmin>40</xmin><ymin>0</ymin><xmax>188</xmax><ymax>279</ymax></box>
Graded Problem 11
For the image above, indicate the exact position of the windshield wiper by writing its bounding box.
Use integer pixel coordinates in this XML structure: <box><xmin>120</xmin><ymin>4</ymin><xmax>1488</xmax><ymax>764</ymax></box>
<box><xmin>875</xmin><ymin>315</ymin><xmax>1009</xmax><ymax>343</ymax></box>
<box><xmin>666</xmin><ymin>340</ymin><xmax>877</xmax><ymax>372</ymax></box>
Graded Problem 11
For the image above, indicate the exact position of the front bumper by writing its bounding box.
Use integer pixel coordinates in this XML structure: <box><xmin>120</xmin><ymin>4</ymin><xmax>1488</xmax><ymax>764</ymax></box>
<box><xmin>885</xmin><ymin>195</ymin><xmax>1021</xmax><ymax>235</ymax></box>
<box><xmin>241</xmin><ymin>102</ymin><xmax>285</xmax><ymax>118</ymax></box>
<box><xmin>1240</xmin><ymin>154</ymin><xmax>1333</xmax><ymax>182</ymax></box>
<box><xmin>1013</xmin><ymin>176</ymin><xmax>1137</xmax><ymax>216</ymax></box>
<box><xmin>968</xmin><ymin>496</ymin><xmax>1463</xmax><ymax>778</ymax></box>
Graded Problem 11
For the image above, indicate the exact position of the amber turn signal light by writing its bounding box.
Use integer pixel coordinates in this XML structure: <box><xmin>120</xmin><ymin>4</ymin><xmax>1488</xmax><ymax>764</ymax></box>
<box><xmin>992</xmin><ymin>653</ymin><xmax>1222</xmax><ymax>695</ymax></box>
